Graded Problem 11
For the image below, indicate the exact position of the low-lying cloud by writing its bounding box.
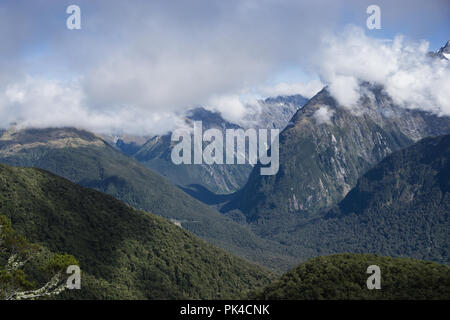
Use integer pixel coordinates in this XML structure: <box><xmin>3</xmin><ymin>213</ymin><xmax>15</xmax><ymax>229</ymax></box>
<box><xmin>259</xmin><ymin>80</ymin><xmax>325</xmax><ymax>100</ymax></box>
<box><xmin>316</xmin><ymin>27</ymin><xmax>450</xmax><ymax>116</ymax></box>
<box><xmin>313</xmin><ymin>105</ymin><xmax>335</xmax><ymax>125</ymax></box>
<box><xmin>0</xmin><ymin>76</ymin><xmax>183</xmax><ymax>135</ymax></box>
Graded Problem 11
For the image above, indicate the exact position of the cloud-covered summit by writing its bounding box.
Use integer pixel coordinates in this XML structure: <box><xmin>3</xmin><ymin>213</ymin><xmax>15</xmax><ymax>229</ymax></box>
<box><xmin>316</xmin><ymin>28</ymin><xmax>450</xmax><ymax>116</ymax></box>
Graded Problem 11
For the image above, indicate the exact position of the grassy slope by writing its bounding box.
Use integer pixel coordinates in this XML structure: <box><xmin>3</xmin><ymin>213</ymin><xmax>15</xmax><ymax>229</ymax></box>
<box><xmin>252</xmin><ymin>253</ymin><xmax>450</xmax><ymax>300</ymax></box>
<box><xmin>0</xmin><ymin>164</ymin><xmax>274</xmax><ymax>299</ymax></box>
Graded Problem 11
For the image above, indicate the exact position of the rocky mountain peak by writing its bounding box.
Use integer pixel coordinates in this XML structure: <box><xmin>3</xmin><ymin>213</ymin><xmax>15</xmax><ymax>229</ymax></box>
<box><xmin>428</xmin><ymin>40</ymin><xmax>450</xmax><ymax>60</ymax></box>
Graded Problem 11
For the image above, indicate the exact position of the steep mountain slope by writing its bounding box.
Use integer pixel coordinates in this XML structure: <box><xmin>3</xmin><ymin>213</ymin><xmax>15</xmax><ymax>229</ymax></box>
<box><xmin>284</xmin><ymin>134</ymin><xmax>450</xmax><ymax>264</ymax></box>
<box><xmin>254</xmin><ymin>94</ymin><xmax>308</xmax><ymax>129</ymax></box>
<box><xmin>135</xmin><ymin>96</ymin><xmax>306</xmax><ymax>194</ymax></box>
<box><xmin>224</xmin><ymin>85</ymin><xmax>450</xmax><ymax>235</ymax></box>
<box><xmin>0</xmin><ymin>164</ymin><xmax>274</xmax><ymax>299</ymax></box>
<box><xmin>0</xmin><ymin>128</ymin><xmax>294</xmax><ymax>271</ymax></box>
<box><xmin>135</xmin><ymin>108</ymin><xmax>252</xmax><ymax>194</ymax></box>
<box><xmin>251</xmin><ymin>254</ymin><xmax>450</xmax><ymax>300</ymax></box>
<box><xmin>428</xmin><ymin>40</ymin><xmax>450</xmax><ymax>60</ymax></box>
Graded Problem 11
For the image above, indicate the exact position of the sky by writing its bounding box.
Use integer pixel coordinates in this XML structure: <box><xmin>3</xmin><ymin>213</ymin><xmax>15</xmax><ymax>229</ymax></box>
<box><xmin>0</xmin><ymin>0</ymin><xmax>449</xmax><ymax>135</ymax></box>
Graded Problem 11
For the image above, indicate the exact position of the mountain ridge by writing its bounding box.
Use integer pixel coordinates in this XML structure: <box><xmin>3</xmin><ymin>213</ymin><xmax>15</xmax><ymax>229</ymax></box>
<box><xmin>255</xmin><ymin>133</ymin><xmax>450</xmax><ymax>265</ymax></box>
<box><xmin>223</xmin><ymin>85</ymin><xmax>450</xmax><ymax>236</ymax></box>
<box><xmin>133</xmin><ymin>95</ymin><xmax>307</xmax><ymax>194</ymax></box>
<box><xmin>0</xmin><ymin>163</ymin><xmax>275</xmax><ymax>299</ymax></box>
<box><xmin>0</xmin><ymin>127</ymin><xmax>296</xmax><ymax>271</ymax></box>
<box><xmin>251</xmin><ymin>253</ymin><xmax>450</xmax><ymax>300</ymax></box>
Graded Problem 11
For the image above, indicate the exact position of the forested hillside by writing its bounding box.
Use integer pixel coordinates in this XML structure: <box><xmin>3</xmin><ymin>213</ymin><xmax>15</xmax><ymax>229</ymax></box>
<box><xmin>0</xmin><ymin>164</ymin><xmax>274</xmax><ymax>299</ymax></box>
<box><xmin>252</xmin><ymin>254</ymin><xmax>450</xmax><ymax>299</ymax></box>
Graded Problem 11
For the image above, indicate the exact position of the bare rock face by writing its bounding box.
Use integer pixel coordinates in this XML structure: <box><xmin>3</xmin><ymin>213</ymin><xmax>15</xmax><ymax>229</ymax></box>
<box><xmin>254</xmin><ymin>94</ymin><xmax>308</xmax><ymax>130</ymax></box>
<box><xmin>134</xmin><ymin>95</ymin><xmax>307</xmax><ymax>194</ymax></box>
<box><xmin>428</xmin><ymin>40</ymin><xmax>450</xmax><ymax>60</ymax></box>
<box><xmin>224</xmin><ymin>84</ymin><xmax>450</xmax><ymax>234</ymax></box>
<box><xmin>134</xmin><ymin>107</ymin><xmax>252</xmax><ymax>194</ymax></box>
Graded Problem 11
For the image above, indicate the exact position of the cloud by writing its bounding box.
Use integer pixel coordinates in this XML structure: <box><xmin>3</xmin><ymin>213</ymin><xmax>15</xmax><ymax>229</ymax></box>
<box><xmin>0</xmin><ymin>76</ymin><xmax>184</xmax><ymax>135</ymax></box>
<box><xmin>205</xmin><ymin>94</ymin><xmax>250</xmax><ymax>124</ymax></box>
<box><xmin>259</xmin><ymin>80</ymin><xmax>324</xmax><ymax>99</ymax></box>
<box><xmin>204</xmin><ymin>94</ymin><xmax>264</xmax><ymax>128</ymax></box>
<box><xmin>0</xmin><ymin>1</ymin><xmax>448</xmax><ymax>134</ymax></box>
<box><xmin>0</xmin><ymin>0</ymin><xmax>339</xmax><ymax>135</ymax></box>
<box><xmin>313</xmin><ymin>105</ymin><xmax>335</xmax><ymax>125</ymax></box>
<box><xmin>315</xmin><ymin>26</ymin><xmax>450</xmax><ymax>116</ymax></box>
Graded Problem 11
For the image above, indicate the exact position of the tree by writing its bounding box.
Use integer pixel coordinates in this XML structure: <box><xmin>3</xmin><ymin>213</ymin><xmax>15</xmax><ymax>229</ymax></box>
<box><xmin>0</xmin><ymin>215</ymin><xmax>78</xmax><ymax>300</ymax></box>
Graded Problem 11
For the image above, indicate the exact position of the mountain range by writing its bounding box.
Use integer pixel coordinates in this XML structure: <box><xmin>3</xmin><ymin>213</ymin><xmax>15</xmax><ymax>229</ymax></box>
<box><xmin>1</xmin><ymin>41</ymin><xmax>449</xmax><ymax>300</ymax></box>
<box><xmin>131</xmin><ymin>95</ymin><xmax>306</xmax><ymax>195</ymax></box>
<box><xmin>223</xmin><ymin>84</ymin><xmax>450</xmax><ymax>238</ymax></box>
<box><xmin>271</xmin><ymin>133</ymin><xmax>450</xmax><ymax>264</ymax></box>
<box><xmin>0</xmin><ymin>127</ymin><xmax>295</xmax><ymax>271</ymax></box>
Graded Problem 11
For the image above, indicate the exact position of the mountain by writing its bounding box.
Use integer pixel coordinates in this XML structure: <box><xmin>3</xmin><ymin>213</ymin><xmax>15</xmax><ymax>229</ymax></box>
<box><xmin>428</xmin><ymin>40</ymin><xmax>450</xmax><ymax>60</ymax></box>
<box><xmin>135</xmin><ymin>107</ymin><xmax>252</xmax><ymax>194</ymax></box>
<box><xmin>224</xmin><ymin>85</ymin><xmax>450</xmax><ymax>235</ymax></box>
<box><xmin>255</xmin><ymin>94</ymin><xmax>308</xmax><ymax>129</ymax></box>
<box><xmin>284</xmin><ymin>133</ymin><xmax>450</xmax><ymax>264</ymax></box>
<box><xmin>103</xmin><ymin>134</ymin><xmax>151</xmax><ymax>156</ymax></box>
<box><xmin>251</xmin><ymin>253</ymin><xmax>450</xmax><ymax>300</ymax></box>
<box><xmin>0</xmin><ymin>164</ymin><xmax>274</xmax><ymax>299</ymax></box>
<box><xmin>0</xmin><ymin>127</ymin><xmax>295</xmax><ymax>271</ymax></box>
<box><xmin>134</xmin><ymin>96</ymin><xmax>306</xmax><ymax>195</ymax></box>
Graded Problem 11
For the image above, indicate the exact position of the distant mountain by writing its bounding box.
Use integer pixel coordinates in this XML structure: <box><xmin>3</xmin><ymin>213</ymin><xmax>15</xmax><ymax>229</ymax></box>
<box><xmin>134</xmin><ymin>95</ymin><xmax>307</xmax><ymax>195</ymax></box>
<box><xmin>134</xmin><ymin>107</ymin><xmax>252</xmax><ymax>194</ymax></box>
<box><xmin>0</xmin><ymin>164</ymin><xmax>274</xmax><ymax>299</ymax></box>
<box><xmin>0</xmin><ymin>127</ymin><xmax>295</xmax><ymax>271</ymax></box>
<box><xmin>256</xmin><ymin>94</ymin><xmax>308</xmax><ymax>129</ymax></box>
<box><xmin>104</xmin><ymin>134</ymin><xmax>151</xmax><ymax>156</ymax></box>
<box><xmin>224</xmin><ymin>85</ymin><xmax>450</xmax><ymax>235</ymax></box>
<box><xmin>428</xmin><ymin>40</ymin><xmax>450</xmax><ymax>60</ymax></box>
<box><xmin>251</xmin><ymin>254</ymin><xmax>450</xmax><ymax>300</ymax></box>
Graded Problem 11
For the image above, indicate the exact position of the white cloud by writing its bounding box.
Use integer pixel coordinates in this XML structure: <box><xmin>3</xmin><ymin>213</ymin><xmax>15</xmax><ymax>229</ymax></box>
<box><xmin>205</xmin><ymin>94</ymin><xmax>262</xmax><ymax>127</ymax></box>
<box><xmin>0</xmin><ymin>0</ymin><xmax>338</xmax><ymax>135</ymax></box>
<box><xmin>0</xmin><ymin>76</ymin><xmax>184</xmax><ymax>135</ymax></box>
<box><xmin>313</xmin><ymin>105</ymin><xmax>335</xmax><ymax>125</ymax></box>
<box><xmin>316</xmin><ymin>27</ymin><xmax>450</xmax><ymax>116</ymax></box>
<box><xmin>206</xmin><ymin>94</ymin><xmax>249</xmax><ymax>124</ymax></box>
<box><xmin>0</xmin><ymin>2</ymin><xmax>449</xmax><ymax>135</ymax></box>
<box><xmin>259</xmin><ymin>79</ymin><xmax>324</xmax><ymax>99</ymax></box>
<box><xmin>327</xmin><ymin>76</ymin><xmax>360</xmax><ymax>108</ymax></box>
